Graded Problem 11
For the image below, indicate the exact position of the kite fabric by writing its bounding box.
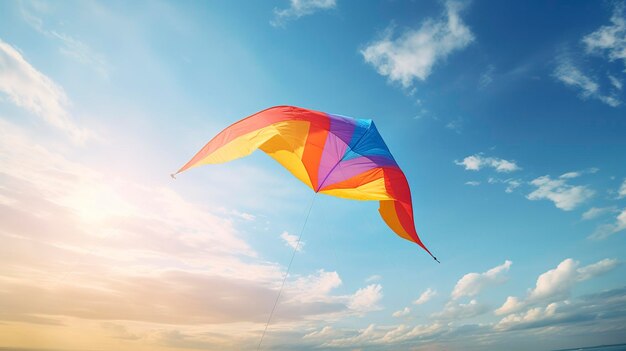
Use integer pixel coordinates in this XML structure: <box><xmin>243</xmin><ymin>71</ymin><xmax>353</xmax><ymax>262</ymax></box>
<box><xmin>174</xmin><ymin>105</ymin><xmax>436</xmax><ymax>260</ymax></box>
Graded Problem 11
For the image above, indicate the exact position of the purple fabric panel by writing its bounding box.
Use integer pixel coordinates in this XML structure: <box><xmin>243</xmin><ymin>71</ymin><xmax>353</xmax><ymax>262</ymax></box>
<box><xmin>320</xmin><ymin>155</ymin><xmax>398</xmax><ymax>189</ymax></box>
<box><xmin>316</xmin><ymin>115</ymin><xmax>356</xmax><ymax>189</ymax></box>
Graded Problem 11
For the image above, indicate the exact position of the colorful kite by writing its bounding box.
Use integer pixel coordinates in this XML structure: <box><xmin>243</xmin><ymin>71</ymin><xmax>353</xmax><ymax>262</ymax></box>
<box><xmin>173</xmin><ymin>105</ymin><xmax>437</xmax><ymax>260</ymax></box>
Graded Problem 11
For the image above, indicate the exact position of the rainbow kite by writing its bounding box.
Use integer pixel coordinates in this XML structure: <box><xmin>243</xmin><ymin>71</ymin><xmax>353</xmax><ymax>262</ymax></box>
<box><xmin>174</xmin><ymin>105</ymin><xmax>436</xmax><ymax>260</ymax></box>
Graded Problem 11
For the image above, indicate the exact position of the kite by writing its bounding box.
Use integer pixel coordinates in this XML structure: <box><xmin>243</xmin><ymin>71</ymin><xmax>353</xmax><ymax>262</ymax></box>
<box><xmin>173</xmin><ymin>105</ymin><xmax>437</xmax><ymax>261</ymax></box>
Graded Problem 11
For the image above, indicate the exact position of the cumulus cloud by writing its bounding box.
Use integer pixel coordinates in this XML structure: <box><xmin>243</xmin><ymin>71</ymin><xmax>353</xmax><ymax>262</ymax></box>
<box><xmin>455</xmin><ymin>154</ymin><xmax>520</xmax><ymax>173</ymax></box>
<box><xmin>414</xmin><ymin>288</ymin><xmax>437</xmax><ymax>305</ymax></box>
<box><xmin>526</xmin><ymin>173</ymin><xmax>594</xmax><ymax>211</ymax></box>
<box><xmin>451</xmin><ymin>260</ymin><xmax>512</xmax><ymax>300</ymax></box>
<box><xmin>361</xmin><ymin>0</ymin><xmax>474</xmax><ymax>88</ymax></box>
<box><xmin>271</xmin><ymin>0</ymin><xmax>336</xmax><ymax>27</ymax></box>
<box><xmin>495</xmin><ymin>303</ymin><xmax>559</xmax><ymax>331</ymax></box>
<box><xmin>281</xmin><ymin>231</ymin><xmax>304</xmax><ymax>252</ymax></box>
<box><xmin>495</xmin><ymin>258</ymin><xmax>619</xmax><ymax>316</ymax></box>
<box><xmin>349</xmin><ymin>284</ymin><xmax>383</xmax><ymax>312</ymax></box>
<box><xmin>0</xmin><ymin>118</ymin><xmax>389</xmax><ymax>349</ymax></box>
<box><xmin>553</xmin><ymin>59</ymin><xmax>621</xmax><ymax>107</ymax></box>
<box><xmin>495</xmin><ymin>287</ymin><xmax>626</xmax><ymax>332</ymax></box>
<box><xmin>321</xmin><ymin>322</ymin><xmax>444</xmax><ymax>347</ymax></box>
<box><xmin>0</xmin><ymin>39</ymin><xmax>91</xmax><ymax>142</ymax></box>
<box><xmin>582</xmin><ymin>3</ymin><xmax>626</xmax><ymax>68</ymax></box>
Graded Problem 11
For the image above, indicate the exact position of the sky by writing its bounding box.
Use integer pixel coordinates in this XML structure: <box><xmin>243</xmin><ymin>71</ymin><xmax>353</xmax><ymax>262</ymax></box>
<box><xmin>1</xmin><ymin>0</ymin><xmax>626</xmax><ymax>350</ymax></box>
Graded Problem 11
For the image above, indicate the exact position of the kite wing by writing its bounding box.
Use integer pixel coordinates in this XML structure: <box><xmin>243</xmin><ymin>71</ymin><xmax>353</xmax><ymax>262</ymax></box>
<box><xmin>174</xmin><ymin>105</ymin><xmax>436</xmax><ymax>259</ymax></box>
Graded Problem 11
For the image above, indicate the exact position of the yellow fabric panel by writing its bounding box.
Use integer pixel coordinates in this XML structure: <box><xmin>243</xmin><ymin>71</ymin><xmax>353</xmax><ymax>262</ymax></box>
<box><xmin>378</xmin><ymin>200</ymin><xmax>413</xmax><ymax>242</ymax></box>
<box><xmin>259</xmin><ymin>121</ymin><xmax>313</xmax><ymax>189</ymax></box>
<box><xmin>195</xmin><ymin>125</ymin><xmax>283</xmax><ymax>165</ymax></box>
<box><xmin>320</xmin><ymin>177</ymin><xmax>394</xmax><ymax>201</ymax></box>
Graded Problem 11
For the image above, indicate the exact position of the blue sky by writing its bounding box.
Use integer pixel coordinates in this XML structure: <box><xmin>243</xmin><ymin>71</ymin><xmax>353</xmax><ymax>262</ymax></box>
<box><xmin>1</xmin><ymin>1</ymin><xmax>626</xmax><ymax>350</ymax></box>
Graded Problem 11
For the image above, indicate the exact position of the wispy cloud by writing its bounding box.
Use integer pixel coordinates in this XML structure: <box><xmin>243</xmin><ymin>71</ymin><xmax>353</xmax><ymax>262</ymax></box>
<box><xmin>582</xmin><ymin>2</ymin><xmax>626</xmax><ymax>68</ymax></box>
<box><xmin>281</xmin><ymin>231</ymin><xmax>304</xmax><ymax>252</ymax></box>
<box><xmin>478</xmin><ymin>64</ymin><xmax>495</xmax><ymax>89</ymax></box>
<box><xmin>526</xmin><ymin>172</ymin><xmax>594</xmax><ymax>211</ymax></box>
<box><xmin>553</xmin><ymin>3</ymin><xmax>626</xmax><ymax>107</ymax></box>
<box><xmin>582</xmin><ymin>206</ymin><xmax>615</xmax><ymax>220</ymax></box>
<box><xmin>589</xmin><ymin>208</ymin><xmax>626</xmax><ymax>240</ymax></box>
<box><xmin>414</xmin><ymin>288</ymin><xmax>437</xmax><ymax>305</ymax></box>
<box><xmin>365</xmin><ymin>274</ymin><xmax>382</xmax><ymax>283</ymax></box>
<box><xmin>271</xmin><ymin>0</ymin><xmax>337</xmax><ymax>27</ymax></box>
<box><xmin>455</xmin><ymin>154</ymin><xmax>520</xmax><ymax>173</ymax></box>
<box><xmin>451</xmin><ymin>260</ymin><xmax>512</xmax><ymax>300</ymax></box>
<box><xmin>19</xmin><ymin>1</ymin><xmax>110</xmax><ymax>77</ymax></box>
<box><xmin>553</xmin><ymin>58</ymin><xmax>621</xmax><ymax>107</ymax></box>
<box><xmin>361</xmin><ymin>0</ymin><xmax>474</xmax><ymax>88</ymax></box>
<box><xmin>609</xmin><ymin>74</ymin><xmax>623</xmax><ymax>90</ymax></box>
<box><xmin>618</xmin><ymin>178</ymin><xmax>626</xmax><ymax>198</ymax></box>
<box><xmin>392</xmin><ymin>307</ymin><xmax>411</xmax><ymax>318</ymax></box>
<box><xmin>0</xmin><ymin>39</ymin><xmax>92</xmax><ymax>143</ymax></box>
<box><xmin>445</xmin><ymin>118</ymin><xmax>463</xmax><ymax>133</ymax></box>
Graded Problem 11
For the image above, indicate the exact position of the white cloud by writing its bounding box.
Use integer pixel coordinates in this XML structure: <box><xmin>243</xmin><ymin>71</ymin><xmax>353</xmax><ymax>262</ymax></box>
<box><xmin>609</xmin><ymin>74</ymin><xmax>623</xmax><ymax>90</ymax></box>
<box><xmin>323</xmin><ymin>324</ymin><xmax>378</xmax><ymax>347</ymax></box>
<box><xmin>582</xmin><ymin>206</ymin><xmax>614</xmax><ymax>220</ymax></box>
<box><xmin>553</xmin><ymin>60</ymin><xmax>599</xmax><ymax>98</ymax></box>
<box><xmin>494</xmin><ymin>296</ymin><xmax>524</xmax><ymax>315</ymax></box>
<box><xmin>583</xmin><ymin>3</ymin><xmax>626</xmax><ymax>68</ymax></box>
<box><xmin>365</xmin><ymin>274</ymin><xmax>382</xmax><ymax>283</ymax></box>
<box><xmin>479</xmin><ymin>64</ymin><xmax>495</xmax><ymax>89</ymax></box>
<box><xmin>589</xmin><ymin>208</ymin><xmax>626</xmax><ymax>240</ymax></box>
<box><xmin>379</xmin><ymin>322</ymin><xmax>443</xmax><ymax>344</ymax></box>
<box><xmin>303</xmin><ymin>325</ymin><xmax>337</xmax><ymax>339</ymax></box>
<box><xmin>413</xmin><ymin>288</ymin><xmax>437</xmax><ymax>305</ymax></box>
<box><xmin>618</xmin><ymin>179</ymin><xmax>626</xmax><ymax>199</ymax></box>
<box><xmin>465</xmin><ymin>181</ymin><xmax>480</xmax><ymax>186</ymax></box>
<box><xmin>455</xmin><ymin>154</ymin><xmax>520</xmax><ymax>173</ymax></box>
<box><xmin>496</xmin><ymin>258</ymin><xmax>619</xmax><ymax>316</ymax></box>
<box><xmin>349</xmin><ymin>284</ymin><xmax>383</xmax><ymax>312</ymax></box>
<box><xmin>432</xmin><ymin>299</ymin><xmax>489</xmax><ymax>320</ymax></box>
<box><xmin>271</xmin><ymin>0</ymin><xmax>336</xmax><ymax>27</ymax></box>
<box><xmin>361</xmin><ymin>0</ymin><xmax>474</xmax><ymax>88</ymax></box>
<box><xmin>322</xmin><ymin>322</ymin><xmax>444</xmax><ymax>347</ymax></box>
<box><xmin>487</xmin><ymin>177</ymin><xmax>523</xmax><ymax>193</ymax></box>
<box><xmin>392</xmin><ymin>307</ymin><xmax>411</xmax><ymax>318</ymax></box>
<box><xmin>0</xmin><ymin>118</ymin><xmax>386</xmax><ymax>341</ymax></box>
<box><xmin>281</xmin><ymin>231</ymin><xmax>304</xmax><ymax>252</ymax></box>
<box><xmin>20</xmin><ymin>2</ymin><xmax>110</xmax><ymax>77</ymax></box>
<box><xmin>451</xmin><ymin>260</ymin><xmax>512</xmax><ymax>300</ymax></box>
<box><xmin>286</xmin><ymin>270</ymin><xmax>342</xmax><ymax>303</ymax></box>
<box><xmin>445</xmin><ymin>119</ymin><xmax>463</xmax><ymax>133</ymax></box>
<box><xmin>527</xmin><ymin>174</ymin><xmax>594</xmax><ymax>211</ymax></box>
<box><xmin>495</xmin><ymin>303</ymin><xmax>559</xmax><ymax>331</ymax></box>
<box><xmin>553</xmin><ymin>59</ymin><xmax>621</xmax><ymax>107</ymax></box>
<box><xmin>0</xmin><ymin>39</ymin><xmax>91</xmax><ymax>142</ymax></box>
<box><xmin>528</xmin><ymin>258</ymin><xmax>580</xmax><ymax>300</ymax></box>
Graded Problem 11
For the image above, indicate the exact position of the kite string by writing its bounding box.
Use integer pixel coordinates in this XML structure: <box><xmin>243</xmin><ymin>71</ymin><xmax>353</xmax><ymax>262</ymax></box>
<box><xmin>257</xmin><ymin>192</ymin><xmax>317</xmax><ymax>351</ymax></box>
